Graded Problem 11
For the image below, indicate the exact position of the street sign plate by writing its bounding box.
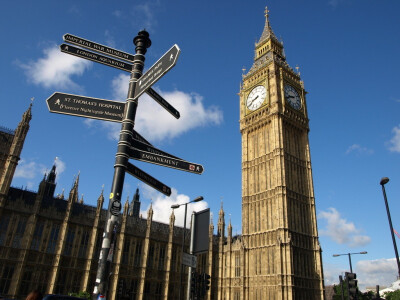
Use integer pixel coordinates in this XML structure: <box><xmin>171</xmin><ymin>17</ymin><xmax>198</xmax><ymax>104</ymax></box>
<box><xmin>63</xmin><ymin>33</ymin><xmax>135</xmax><ymax>62</ymax></box>
<box><xmin>126</xmin><ymin>163</ymin><xmax>171</xmax><ymax>196</ymax></box>
<box><xmin>132</xmin><ymin>129</ymin><xmax>153</xmax><ymax>147</ymax></box>
<box><xmin>129</xmin><ymin>148</ymin><xmax>203</xmax><ymax>174</ymax></box>
<box><xmin>131</xmin><ymin>138</ymin><xmax>179</xmax><ymax>160</ymax></box>
<box><xmin>182</xmin><ymin>252</ymin><xmax>197</xmax><ymax>268</ymax></box>
<box><xmin>146</xmin><ymin>88</ymin><xmax>180</xmax><ymax>119</ymax></box>
<box><xmin>60</xmin><ymin>44</ymin><xmax>133</xmax><ymax>72</ymax></box>
<box><xmin>134</xmin><ymin>44</ymin><xmax>180</xmax><ymax>99</ymax></box>
<box><xmin>46</xmin><ymin>92</ymin><xmax>125</xmax><ymax>122</ymax></box>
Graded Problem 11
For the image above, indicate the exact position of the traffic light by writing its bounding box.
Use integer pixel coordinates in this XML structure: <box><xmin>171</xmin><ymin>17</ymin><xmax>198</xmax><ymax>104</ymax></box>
<box><xmin>204</xmin><ymin>273</ymin><xmax>211</xmax><ymax>291</ymax></box>
<box><xmin>191</xmin><ymin>271</ymin><xmax>198</xmax><ymax>296</ymax></box>
<box><xmin>346</xmin><ymin>272</ymin><xmax>358</xmax><ymax>299</ymax></box>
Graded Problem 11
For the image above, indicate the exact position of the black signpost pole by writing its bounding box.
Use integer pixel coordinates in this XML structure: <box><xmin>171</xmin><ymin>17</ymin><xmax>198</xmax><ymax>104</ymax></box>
<box><xmin>93</xmin><ymin>30</ymin><xmax>151</xmax><ymax>299</ymax></box>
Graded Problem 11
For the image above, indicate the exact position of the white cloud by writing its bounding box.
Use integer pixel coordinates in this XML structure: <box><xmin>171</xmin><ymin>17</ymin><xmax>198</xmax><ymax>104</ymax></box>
<box><xmin>111</xmin><ymin>73</ymin><xmax>129</xmax><ymax>99</ymax></box>
<box><xmin>323</xmin><ymin>258</ymin><xmax>399</xmax><ymax>292</ymax></box>
<box><xmin>14</xmin><ymin>159</ymin><xmax>46</xmax><ymax>179</ymax></box>
<box><xmin>140</xmin><ymin>185</ymin><xmax>208</xmax><ymax>227</ymax></box>
<box><xmin>323</xmin><ymin>263</ymin><xmax>345</xmax><ymax>286</ymax></box>
<box><xmin>109</xmin><ymin>73</ymin><xmax>223</xmax><ymax>142</ymax></box>
<box><xmin>112</xmin><ymin>10</ymin><xmax>122</xmax><ymax>18</ymax></box>
<box><xmin>14</xmin><ymin>157</ymin><xmax>66</xmax><ymax>181</ymax></box>
<box><xmin>346</xmin><ymin>144</ymin><xmax>373</xmax><ymax>155</ymax></box>
<box><xmin>104</xmin><ymin>30</ymin><xmax>116</xmax><ymax>48</ymax></box>
<box><xmin>388</xmin><ymin>126</ymin><xmax>400</xmax><ymax>153</ymax></box>
<box><xmin>54</xmin><ymin>157</ymin><xmax>66</xmax><ymax>176</ymax></box>
<box><xmin>318</xmin><ymin>207</ymin><xmax>371</xmax><ymax>247</ymax></box>
<box><xmin>133</xmin><ymin>3</ymin><xmax>157</xmax><ymax>32</ymax></box>
<box><xmin>100</xmin><ymin>121</ymin><xmax>121</xmax><ymax>141</ymax></box>
<box><xmin>356</xmin><ymin>258</ymin><xmax>398</xmax><ymax>290</ymax></box>
<box><xmin>18</xmin><ymin>45</ymin><xmax>91</xmax><ymax>90</ymax></box>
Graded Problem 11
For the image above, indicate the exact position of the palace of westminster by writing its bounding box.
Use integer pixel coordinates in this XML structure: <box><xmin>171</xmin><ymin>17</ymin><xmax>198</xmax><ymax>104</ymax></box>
<box><xmin>0</xmin><ymin>7</ymin><xmax>325</xmax><ymax>300</ymax></box>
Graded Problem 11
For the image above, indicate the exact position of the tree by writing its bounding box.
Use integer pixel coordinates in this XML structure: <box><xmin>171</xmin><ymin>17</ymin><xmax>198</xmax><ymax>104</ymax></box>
<box><xmin>332</xmin><ymin>284</ymin><xmax>375</xmax><ymax>300</ymax></box>
<box><xmin>68</xmin><ymin>291</ymin><xmax>91</xmax><ymax>300</ymax></box>
<box><xmin>384</xmin><ymin>289</ymin><xmax>400</xmax><ymax>300</ymax></box>
<box><xmin>333</xmin><ymin>283</ymin><xmax>347</xmax><ymax>300</ymax></box>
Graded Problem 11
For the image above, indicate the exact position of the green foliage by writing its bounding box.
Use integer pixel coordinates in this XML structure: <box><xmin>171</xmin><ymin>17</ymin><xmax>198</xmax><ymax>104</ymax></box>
<box><xmin>68</xmin><ymin>291</ymin><xmax>91</xmax><ymax>300</ymax></box>
<box><xmin>384</xmin><ymin>289</ymin><xmax>400</xmax><ymax>300</ymax></box>
<box><xmin>333</xmin><ymin>283</ymin><xmax>347</xmax><ymax>300</ymax></box>
<box><xmin>332</xmin><ymin>283</ymin><xmax>375</xmax><ymax>300</ymax></box>
<box><xmin>358</xmin><ymin>290</ymin><xmax>374</xmax><ymax>300</ymax></box>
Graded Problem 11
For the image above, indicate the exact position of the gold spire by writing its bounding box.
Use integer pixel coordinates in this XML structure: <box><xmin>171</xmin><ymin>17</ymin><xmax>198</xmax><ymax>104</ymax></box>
<box><xmin>258</xmin><ymin>6</ymin><xmax>277</xmax><ymax>44</ymax></box>
<box><xmin>265</xmin><ymin>6</ymin><xmax>270</xmax><ymax>28</ymax></box>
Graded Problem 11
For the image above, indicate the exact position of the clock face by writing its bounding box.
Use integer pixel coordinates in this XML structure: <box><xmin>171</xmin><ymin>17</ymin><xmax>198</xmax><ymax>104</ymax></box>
<box><xmin>246</xmin><ymin>85</ymin><xmax>267</xmax><ymax>111</ymax></box>
<box><xmin>284</xmin><ymin>85</ymin><xmax>301</xmax><ymax>110</ymax></box>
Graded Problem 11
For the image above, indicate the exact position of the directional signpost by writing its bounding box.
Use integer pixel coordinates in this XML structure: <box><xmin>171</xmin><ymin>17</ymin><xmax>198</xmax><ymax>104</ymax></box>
<box><xmin>126</xmin><ymin>163</ymin><xmax>171</xmax><ymax>196</ymax></box>
<box><xmin>146</xmin><ymin>87</ymin><xmax>180</xmax><ymax>119</ymax></box>
<box><xmin>129</xmin><ymin>148</ymin><xmax>204</xmax><ymax>175</ymax></box>
<box><xmin>63</xmin><ymin>33</ymin><xmax>135</xmax><ymax>62</ymax></box>
<box><xmin>46</xmin><ymin>92</ymin><xmax>125</xmax><ymax>122</ymax></box>
<box><xmin>182</xmin><ymin>252</ymin><xmax>197</xmax><ymax>268</ymax></box>
<box><xmin>134</xmin><ymin>44</ymin><xmax>180</xmax><ymax>99</ymax></box>
<box><xmin>47</xmin><ymin>30</ymin><xmax>204</xmax><ymax>299</ymax></box>
<box><xmin>132</xmin><ymin>129</ymin><xmax>153</xmax><ymax>147</ymax></box>
<box><xmin>60</xmin><ymin>44</ymin><xmax>133</xmax><ymax>72</ymax></box>
<box><xmin>131</xmin><ymin>138</ymin><xmax>180</xmax><ymax>159</ymax></box>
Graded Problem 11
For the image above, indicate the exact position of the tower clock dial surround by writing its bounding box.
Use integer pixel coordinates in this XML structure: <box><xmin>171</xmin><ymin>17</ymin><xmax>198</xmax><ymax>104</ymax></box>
<box><xmin>284</xmin><ymin>84</ymin><xmax>302</xmax><ymax>110</ymax></box>
<box><xmin>246</xmin><ymin>85</ymin><xmax>267</xmax><ymax>111</ymax></box>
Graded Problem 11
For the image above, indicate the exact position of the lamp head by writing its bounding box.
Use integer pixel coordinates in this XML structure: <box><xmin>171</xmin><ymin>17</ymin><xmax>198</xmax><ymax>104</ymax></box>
<box><xmin>360</xmin><ymin>251</ymin><xmax>367</xmax><ymax>254</ymax></box>
<box><xmin>332</xmin><ymin>254</ymin><xmax>340</xmax><ymax>257</ymax></box>
<box><xmin>380</xmin><ymin>177</ymin><xmax>390</xmax><ymax>185</ymax></box>
<box><xmin>192</xmin><ymin>196</ymin><xmax>204</xmax><ymax>203</ymax></box>
<box><xmin>171</xmin><ymin>204</ymin><xmax>180</xmax><ymax>209</ymax></box>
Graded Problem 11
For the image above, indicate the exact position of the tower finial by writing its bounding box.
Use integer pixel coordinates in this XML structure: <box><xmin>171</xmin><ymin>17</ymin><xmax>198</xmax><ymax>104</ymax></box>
<box><xmin>296</xmin><ymin>65</ymin><xmax>301</xmax><ymax>76</ymax></box>
<box><xmin>265</xmin><ymin>6</ymin><xmax>271</xmax><ymax>29</ymax></box>
<box><xmin>258</xmin><ymin>5</ymin><xmax>277</xmax><ymax>44</ymax></box>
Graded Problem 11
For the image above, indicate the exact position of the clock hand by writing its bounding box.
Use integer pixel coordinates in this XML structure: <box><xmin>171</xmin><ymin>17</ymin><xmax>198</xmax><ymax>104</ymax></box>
<box><xmin>248</xmin><ymin>95</ymin><xmax>259</xmax><ymax>106</ymax></box>
<box><xmin>251</xmin><ymin>95</ymin><xmax>259</xmax><ymax>104</ymax></box>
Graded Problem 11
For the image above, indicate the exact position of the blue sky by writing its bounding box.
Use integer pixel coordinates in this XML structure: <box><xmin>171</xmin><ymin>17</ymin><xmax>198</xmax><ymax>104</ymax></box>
<box><xmin>1</xmin><ymin>0</ymin><xmax>400</xmax><ymax>291</ymax></box>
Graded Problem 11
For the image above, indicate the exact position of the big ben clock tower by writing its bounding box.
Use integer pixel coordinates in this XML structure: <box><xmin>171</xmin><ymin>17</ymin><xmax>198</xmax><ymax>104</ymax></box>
<box><xmin>239</xmin><ymin>7</ymin><xmax>325</xmax><ymax>300</ymax></box>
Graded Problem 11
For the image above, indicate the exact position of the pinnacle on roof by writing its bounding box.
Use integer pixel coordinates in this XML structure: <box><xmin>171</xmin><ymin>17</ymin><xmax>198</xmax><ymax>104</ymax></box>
<box><xmin>258</xmin><ymin>6</ymin><xmax>277</xmax><ymax>44</ymax></box>
<box><xmin>47</xmin><ymin>163</ymin><xmax>57</xmax><ymax>183</ymax></box>
<box><xmin>218</xmin><ymin>199</ymin><xmax>224</xmax><ymax>217</ymax></box>
<box><xmin>22</xmin><ymin>101</ymin><xmax>33</xmax><ymax>123</ymax></box>
<box><xmin>132</xmin><ymin>187</ymin><xmax>140</xmax><ymax>202</ymax></box>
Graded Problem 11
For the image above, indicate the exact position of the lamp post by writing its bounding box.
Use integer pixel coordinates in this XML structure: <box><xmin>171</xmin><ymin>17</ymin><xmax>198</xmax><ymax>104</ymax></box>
<box><xmin>332</xmin><ymin>251</ymin><xmax>368</xmax><ymax>273</ymax></box>
<box><xmin>171</xmin><ymin>196</ymin><xmax>204</xmax><ymax>300</ymax></box>
<box><xmin>380</xmin><ymin>177</ymin><xmax>400</xmax><ymax>279</ymax></box>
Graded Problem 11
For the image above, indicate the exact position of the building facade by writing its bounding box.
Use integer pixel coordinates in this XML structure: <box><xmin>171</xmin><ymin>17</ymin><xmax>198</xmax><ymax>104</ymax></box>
<box><xmin>238</xmin><ymin>7</ymin><xmax>325</xmax><ymax>299</ymax></box>
<box><xmin>0</xmin><ymin>7</ymin><xmax>325</xmax><ymax>300</ymax></box>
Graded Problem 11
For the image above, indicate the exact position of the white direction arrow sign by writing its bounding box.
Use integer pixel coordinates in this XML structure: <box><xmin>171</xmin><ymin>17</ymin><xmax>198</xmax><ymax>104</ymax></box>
<box><xmin>182</xmin><ymin>252</ymin><xmax>197</xmax><ymax>268</ymax></box>
<box><xmin>134</xmin><ymin>44</ymin><xmax>180</xmax><ymax>99</ymax></box>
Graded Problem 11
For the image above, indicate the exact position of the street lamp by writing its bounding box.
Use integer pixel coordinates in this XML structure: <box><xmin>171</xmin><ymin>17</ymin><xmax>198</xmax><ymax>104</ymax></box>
<box><xmin>332</xmin><ymin>251</ymin><xmax>368</xmax><ymax>273</ymax></box>
<box><xmin>380</xmin><ymin>177</ymin><xmax>400</xmax><ymax>279</ymax></box>
<box><xmin>171</xmin><ymin>196</ymin><xmax>204</xmax><ymax>300</ymax></box>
